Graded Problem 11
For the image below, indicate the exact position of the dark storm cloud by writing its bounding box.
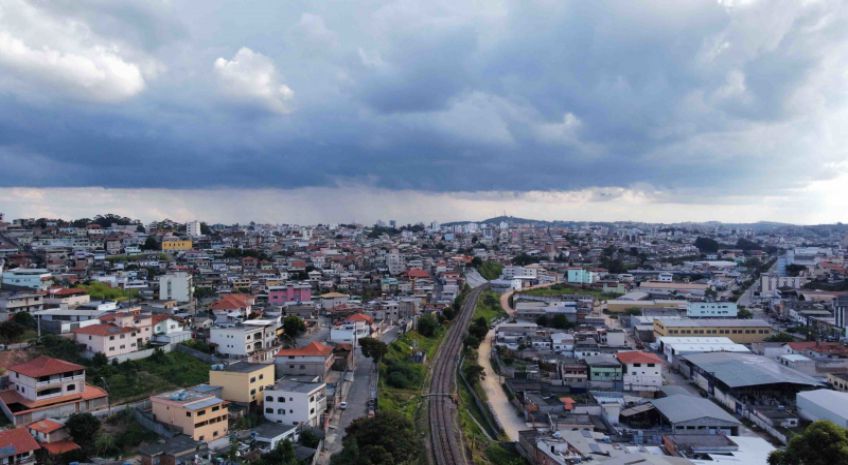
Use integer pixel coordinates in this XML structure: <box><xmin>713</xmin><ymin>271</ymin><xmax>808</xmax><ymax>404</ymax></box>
<box><xmin>0</xmin><ymin>0</ymin><xmax>846</xmax><ymax>197</ymax></box>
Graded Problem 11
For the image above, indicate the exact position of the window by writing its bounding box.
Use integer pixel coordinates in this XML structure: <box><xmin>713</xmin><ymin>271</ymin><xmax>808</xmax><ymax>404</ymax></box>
<box><xmin>278</xmin><ymin>397</ymin><xmax>286</xmax><ymax>402</ymax></box>
<box><xmin>67</xmin><ymin>384</ymin><xmax>76</xmax><ymax>391</ymax></box>
<box><xmin>259</xmin><ymin>374</ymin><xmax>264</xmax><ymax>380</ymax></box>
<box><xmin>266</xmin><ymin>408</ymin><xmax>273</xmax><ymax>414</ymax></box>
<box><xmin>266</xmin><ymin>396</ymin><xmax>273</xmax><ymax>402</ymax></box>
<box><xmin>250</xmin><ymin>389</ymin><xmax>256</xmax><ymax>395</ymax></box>
<box><xmin>278</xmin><ymin>409</ymin><xmax>284</xmax><ymax>414</ymax></box>
<box><xmin>250</xmin><ymin>377</ymin><xmax>256</xmax><ymax>383</ymax></box>
<box><xmin>186</xmin><ymin>412</ymin><xmax>191</xmax><ymax>417</ymax></box>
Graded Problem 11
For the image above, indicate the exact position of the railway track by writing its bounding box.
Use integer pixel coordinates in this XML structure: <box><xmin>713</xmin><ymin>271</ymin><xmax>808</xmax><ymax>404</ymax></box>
<box><xmin>427</xmin><ymin>284</ymin><xmax>486</xmax><ymax>465</ymax></box>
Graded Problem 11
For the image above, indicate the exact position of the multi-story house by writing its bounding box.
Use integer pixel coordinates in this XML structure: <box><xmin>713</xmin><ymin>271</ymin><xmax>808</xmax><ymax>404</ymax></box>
<box><xmin>616</xmin><ymin>351</ymin><xmax>664</xmax><ymax>392</ymax></box>
<box><xmin>151</xmin><ymin>387</ymin><xmax>228</xmax><ymax>446</ymax></box>
<box><xmin>159</xmin><ymin>272</ymin><xmax>194</xmax><ymax>303</ymax></box>
<box><xmin>73</xmin><ymin>324</ymin><xmax>141</xmax><ymax>358</ymax></box>
<box><xmin>209</xmin><ymin>362</ymin><xmax>275</xmax><ymax>407</ymax></box>
<box><xmin>210</xmin><ymin>293</ymin><xmax>254</xmax><ymax>319</ymax></box>
<box><xmin>275</xmin><ymin>342</ymin><xmax>334</xmax><ymax>380</ymax></box>
<box><xmin>267</xmin><ymin>284</ymin><xmax>312</xmax><ymax>306</ymax></box>
<box><xmin>0</xmin><ymin>356</ymin><xmax>108</xmax><ymax>425</ymax></box>
<box><xmin>210</xmin><ymin>320</ymin><xmax>278</xmax><ymax>361</ymax></box>
<box><xmin>0</xmin><ymin>427</ymin><xmax>40</xmax><ymax>464</ymax></box>
<box><xmin>329</xmin><ymin>313</ymin><xmax>372</xmax><ymax>344</ymax></box>
<box><xmin>263</xmin><ymin>380</ymin><xmax>326</xmax><ymax>427</ymax></box>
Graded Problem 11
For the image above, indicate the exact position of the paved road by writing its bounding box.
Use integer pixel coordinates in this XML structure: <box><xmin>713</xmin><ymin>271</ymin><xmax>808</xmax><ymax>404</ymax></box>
<box><xmin>324</xmin><ymin>326</ymin><xmax>400</xmax><ymax>457</ymax></box>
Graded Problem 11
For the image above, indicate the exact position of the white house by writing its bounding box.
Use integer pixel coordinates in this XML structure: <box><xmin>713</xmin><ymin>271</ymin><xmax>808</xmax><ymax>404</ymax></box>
<box><xmin>263</xmin><ymin>380</ymin><xmax>327</xmax><ymax>427</ymax></box>
<box><xmin>1</xmin><ymin>268</ymin><xmax>52</xmax><ymax>290</ymax></box>
<box><xmin>329</xmin><ymin>313</ymin><xmax>372</xmax><ymax>344</ymax></box>
<box><xmin>210</xmin><ymin>320</ymin><xmax>278</xmax><ymax>361</ymax></box>
<box><xmin>616</xmin><ymin>351</ymin><xmax>664</xmax><ymax>392</ymax></box>
<box><xmin>551</xmin><ymin>332</ymin><xmax>575</xmax><ymax>353</ymax></box>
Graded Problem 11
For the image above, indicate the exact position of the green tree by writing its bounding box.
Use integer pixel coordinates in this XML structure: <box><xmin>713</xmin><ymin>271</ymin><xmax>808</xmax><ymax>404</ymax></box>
<box><xmin>359</xmin><ymin>337</ymin><xmax>388</xmax><ymax>363</ymax></box>
<box><xmin>551</xmin><ymin>314</ymin><xmax>572</xmax><ymax>330</ymax></box>
<box><xmin>283</xmin><ymin>316</ymin><xmax>307</xmax><ymax>344</ymax></box>
<box><xmin>737</xmin><ymin>307</ymin><xmax>753</xmax><ymax>319</ymax></box>
<box><xmin>142</xmin><ymin>236</ymin><xmax>160</xmax><ymax>251</ymax></box>
<box><xmin>464</xmin><ymin>334</ymin><xmax>481</xmax><ymax>349</ymax></box>
<box><xmin>12</xmin><ymin>311</ymin><xmax>36</xmax><ymax>329</ymax></box>
<box><xmin>257</xmin><ymin>439</ymin><xmax>299</xmax><ymax>465</ymax></box>
<box><xmin>299</xmin><ymin>429</ymin><xmax>322</xmax><ymax>448</ymax></box>
<box><xmin>332</xmin><ymin>412</ymin><xmax>421</xmax><ymax>465</ymax></box>
<box><xmin>764</xmin><ymin>332</ymin><xmax>795</xmax><ymax>343</ymax></box>
<box><xmin>768</xmin><ymin>420</ymin><xmax>848</xmax><ymax>465</ymax></box>
<box><xmin>694</xmin><ymin>237</ymin><xmax>720</xmax><ymax>254</ymax></box>
<box><xmin>463</xmin><ymin>361</ymin><xmax>484</xmax><ymax>384</ymax></box>
<box><xmin>469</xmin><ymin>317</ymin><xmax>489</xmax><ymax>340</ymax></box>
<box><xmin>417</xmin><ymin>313</ymin><xmax>438</xmax><ymax>338</ymax></box>
<box><xmin>66</xmin><ymin>413</ymin><xmax>101</xmax><ymax>451</ymax></box>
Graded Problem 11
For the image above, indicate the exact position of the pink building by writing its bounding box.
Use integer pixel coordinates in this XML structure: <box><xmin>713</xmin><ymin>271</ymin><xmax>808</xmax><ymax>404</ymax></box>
<box><xmin>268</xmin><ymin>284</ymin><xmax>312</xmax><ymax>305</ymax></box>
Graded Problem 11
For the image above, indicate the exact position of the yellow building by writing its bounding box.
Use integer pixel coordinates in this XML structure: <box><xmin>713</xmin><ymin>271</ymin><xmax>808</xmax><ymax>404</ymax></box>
<box><xmin>653</xmin><ymin>318</ymin><xmax>773</xmax><ymax>344</ymax></box>
<box><xmin>151</xmin><ymin>387</ymin><xmax>228</xmax><ymax>443</ymax></box>
<box><xmin>162</xmin><ymin>239</ymin><xmax>193</xmax><ymax>251</ymax></box>
<box><xmin>828</xmin><ymin>372</ymin><xmax>848</xmax><ymax>392</ymax></box>
<box><xmin>209</xmin><ymin>361</ymin><xmax>275</xmax><ymax>406</ymax></box>
<box><xmin>606</xmin><ymin>299</ymin><xmax>687</xmax><ymax>313</ymax></box>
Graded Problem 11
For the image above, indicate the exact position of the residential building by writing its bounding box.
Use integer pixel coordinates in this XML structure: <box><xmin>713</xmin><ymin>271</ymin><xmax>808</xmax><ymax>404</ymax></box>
<box><xmin>0</xmin><ymin>356</ymin><xmax>108</xmax><ymax>425</ymax></box>
<box><xmin>210</xmin><ymin>320</ymin><xmax>278</xmax><ymax>361</ymax></box>
<box><xmin>263</xmin><ymin>379</ymin><xmax>326</xmax><ymax>427</ymax></box>
<box><xmin>268</xmin><ymin>284</ymin><xmax>312</xmax><ymax>305</ymax></box>
<box><xmin>208</xmin><ymin>361</ymin><xmax>275</xmax><ymax>406</ymax></box>
<box><xmin>1</xmin><ymin>268</ymin><xmax>52</xmax><ymax>290</ymax></box>
<box><xmin>686</xmin><ymin>302</ymin><xmax>738</xmax><ymax>318</ymax></box>
<box><xmin>275</xmin><ymin>341</ymin><xmax>334</xmax><ymax>380</ymax></box>
<box><xmin>0</xmin><ymin>427</ymin><xmax>40</xmax><ymax>464</ymax></box>
<box><xmin>27</xmin><ymin>419</ymin><xmax>80</xmax><ymax>457</ymax></box>
<box><xmin>159</xmin><ymin>272</ymin><xmax>194</xmax><ymax>303</ymax></box>
<box><xmin>566</xmin><ymin>268</ymin><xmax>597</xmax><ymax>285</ymax></box>
<box><xmin>186</xmin><ymin>220</ymin><xmax>202</xmax><ymax>237</ymax></box>
<box><xmin>151</xmin><ymin>388</ymin><xmax>229</xmax><ymax>445</ymax></box>
<box><xmin>253</xmin><ymin>421</ymin><xmax>298</xmax><ymax>453</ymax></box>
<box><xmin>73</xmin><ymin>324</ymin><xmax>141</xmax><ymax>358</ymax></box>
<box><xmin>616</xmin><ymin>351</ymin><xmax>663</xmax><ymax>392</ymax></box>
<box><xmin>329</xmin><ymin>313</ymin><xmax>372</xmax><ymax>344</ymax></box>
<box><xmin>210</xmin><ymin>293</ymin><xmax>254</xmax><ymax>319</ymax></box>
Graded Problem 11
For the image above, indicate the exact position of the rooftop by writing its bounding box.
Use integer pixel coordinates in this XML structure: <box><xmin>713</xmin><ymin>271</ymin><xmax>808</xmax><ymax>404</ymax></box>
<box><xmin>0</xmin><ymin>427</ymin><xmax>41</xmax><ymax>458</ymax></box>
<box><xmin>682</xmin><ymin>352</ymin><xmax>821</xmax><ymax>389</ymax></box>
<box><xmin>271</xmin><ymin>379</ymin><xmax>325</xmax><ymax>394</ymax></box>
<box><xmin>216</xmin><ymin>361</ymin><xmax>272</xmax><ymax>374</ymax></box>
<box><xmin>8</xmin><ymin>356</ymin><xmax>84</xmax><ymax>378</ymax></box>
<box><xmin>651</xmin><ymin>395</ymin><xmax>740</xmax><ymax>425</ymax></box>
<box><xmin>797</xmin><ymin>389</ymin><xmax>848</xmax><ymax>419</ymax></box>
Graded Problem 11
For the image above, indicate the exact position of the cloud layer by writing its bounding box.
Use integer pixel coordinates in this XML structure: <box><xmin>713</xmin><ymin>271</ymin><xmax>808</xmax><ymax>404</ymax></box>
<box><xmin>0</xmin><ymin>0</ymin><xmax>847</xmax><ymax>222</ymax></box>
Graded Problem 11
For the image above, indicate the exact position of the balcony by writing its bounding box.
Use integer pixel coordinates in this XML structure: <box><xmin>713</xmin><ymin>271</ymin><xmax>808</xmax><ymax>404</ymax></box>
<box><xmin>36</xmin><ymin>374</ymin><xmax>85</xmax><ymax>388</ymax></box>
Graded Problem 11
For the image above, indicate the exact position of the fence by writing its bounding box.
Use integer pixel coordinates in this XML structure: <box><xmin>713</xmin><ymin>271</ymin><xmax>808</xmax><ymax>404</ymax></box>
<box><xmin>131</xmin><ymin>407</ymin><xmax>179</xmax><ymax>439</ymax></box>
<box><xmin>458</xmin><ymin>358</ymin><xmax>502</xmax><ymax>439</ymax></box>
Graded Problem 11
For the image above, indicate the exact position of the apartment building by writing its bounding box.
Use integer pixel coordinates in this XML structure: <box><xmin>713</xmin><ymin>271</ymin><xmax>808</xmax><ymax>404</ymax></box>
<box><xmin>263</xmin><ymin>380</ymin><xmax>326</xmax><ymax>427</ymax></box>
<box><xmin>267</xmin><ymin>284</ymin><xmax>312</xmax><ymax>305</ymax></box>
<box><xmin>686</xmin><ymin>302</ymin><xmax>738</xmax><ymax>318</ymax></box>
<box><xmin>159</xmin><ymin>272</ymin><xmax>194</xmax><ymax>303</ymax></box>
<box><xmin>209</xmin><ymin>362</ymin><xmax>275</xmax><ymax>406</ymax></box>
<box><xmin>275</xmin><ymin>341</ymin><xmax>334</xmax><ymax>380</ymax></box>
<box><xmin>0</xmin><ymin>268</ymin><xmax>52</xmax><ymax>290</ymax></box>
<box><xmin>616</xmin><ymin>351</ymin><xmax>664</xmax><ymax>392</ymax></box>
<box><xmin>0</xmin><ymin>356</ymin><xmax>108</xmax><ymax>425</ymax></box>
<box><xmin>151</xmin><ymin>388</ymin><xmax>228</xmax><ymax>445</ymax></box>
<box><xmin>210</xmin><ymin>320</ymin><xmax>278</xmax><ymax>361</ymax></box>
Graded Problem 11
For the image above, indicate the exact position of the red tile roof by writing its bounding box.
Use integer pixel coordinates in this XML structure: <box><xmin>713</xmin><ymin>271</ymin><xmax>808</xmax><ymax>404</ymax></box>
<box><xmin>28</xmin><ymin>419</ymin><xmax>64</xmax><ymax>434</ymax></box>
<box><xmin>48</xmin><ymin>287</ymin><xmax>88</xmax><ymax>297</ymax></box>
<box><xmin>211</xmin><ymin>293</ymin><xmax>254</xmax><ymax>310</ymax></box>
<box><xmin>8</xmin><ymin>356</ymin><xmax>84</xmax><ymax>378</ymax></box>
<box><xmin>406</xmin><ymin>268</ymin><xmax>429</xmax><ymax>279</ymax></box>
<box><xmin>345</xmin><ymin>313</ymin><xmax>374</xmax><ymax>324</ymax></box>
<box><xmin>0</xmin><ymin>427</ymin><xmax>40</xmax><ymax>457</ymax></box>
<box><xmin>277</xmin><ymin>341</ymin><xmax>333</xmax><ymax>357</ymax></box>
<box><xmin>72</xmin><ymin>323</ymin><xmax>135</xmax><ymax>337</ymax></box>
<box><xmin>787</xmin><ymin>342</ymin><xmax>848</xmax><ymax>357</ymax></box>
<box><xmin>0</xmin><ymin>385</ymin><xmax>107</xmax><ymax>415</ymax></box>
<box><xmin>42</xmin><ymin>440</ymin><xmax>80</xmax><ymax>455</ymax></box>
<box><xmin>615</xmin><ymin>351</ymin><xmax>664</xmax><ymax>365</ymax></box>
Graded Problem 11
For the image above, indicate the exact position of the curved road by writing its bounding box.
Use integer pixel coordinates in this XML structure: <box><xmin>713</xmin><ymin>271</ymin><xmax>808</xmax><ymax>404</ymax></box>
<box><xmin>427</xmin><ymin>284</ymin><xmax>485</xmax><ymax>465</ymax></box>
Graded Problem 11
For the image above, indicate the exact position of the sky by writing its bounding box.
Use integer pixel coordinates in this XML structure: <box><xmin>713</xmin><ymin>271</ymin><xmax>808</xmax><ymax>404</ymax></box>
<box><xmin>1</xmin><ymin>0</ymin><xmax>847</xmax><ymax>224</ymax></box>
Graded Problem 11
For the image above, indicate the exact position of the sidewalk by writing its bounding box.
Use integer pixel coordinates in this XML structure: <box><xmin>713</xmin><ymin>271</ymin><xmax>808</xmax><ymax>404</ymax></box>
<box><xmin>477</xmin><ymin>329</ymin><xmax>527</xmax><ymax>441</ymax></box>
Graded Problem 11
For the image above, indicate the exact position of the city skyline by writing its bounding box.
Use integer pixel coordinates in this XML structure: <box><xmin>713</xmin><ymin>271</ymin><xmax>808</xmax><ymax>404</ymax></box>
<box><xmin>2</xmin><ymin>1</ymin><xmax>848</xmax><ymax>224</ymax></box>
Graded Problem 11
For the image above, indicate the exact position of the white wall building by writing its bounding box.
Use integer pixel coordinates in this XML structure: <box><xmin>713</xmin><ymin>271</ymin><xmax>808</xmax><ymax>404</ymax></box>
<box><xmin>796</xmin><ymin>389</ymin><xmax>848</xmax><ymax>428</ymax></box>
<box><xmin>210</xmin><ymin>321</ymin><xmax>278</xmax><ymax>360</ymax></box>
<box><xmin>263</xmin><ymin>380</ymin><xmax>326</xmax><ymax>427</ymax></box>
<box><xmin>1</xmin><ymin>268</ymin><xmax>52</xmax><ymax>290</ymax></box>
<box><xmin>687</xmin><ymin>302</ymin><xmax>738</xmax><ymax>318</ymax></box>
<box><xmin>616</xmin><ymin>351</ymin><xmax>664</xmax><ymax>392</ymax></box>
<box><xmin>159</xmin><ymin>272</ymin><xmax>194</xmax><ymax>303</ymax></box>
<box><xmin>186</xmin><ymin>220</ymin><xmax>202</xmax><ymax>237</ymax></box>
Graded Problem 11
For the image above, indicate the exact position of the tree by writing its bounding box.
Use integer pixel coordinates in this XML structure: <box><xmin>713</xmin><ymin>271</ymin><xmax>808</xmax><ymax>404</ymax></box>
<box><xmin>283</xmin><ymin>316</ymin><xmax>306</xmax><ymax>344</ymax></box>
<box><xmin>768</xmin><ymin>420</ymin><xmax>848</xmax><ymax>465</ymax></box>
<box><xmin>257</xmin><ymin>440</ymin><xmax>299</xmax><ymax>465</ymax></box>
<box><xmin>12</xmin><ymin>311</ymin><xmax>36</xmax><ymax>329</ymax></box>
<box><xmin>464</xmin><ymin>334</ymin><xmax>481</xmax><ymax>349</ymax></box>
<box><xmin>0</xmin><ymin>320</ymin><xmax>24</xmax><ymax>343</ymax></box>
<box><xmin>442</xmin><ymin>307</ymin><xmax>456</xmax><ymax>320</ymax></box>
<box><xmin>551</xmin><ymin>314</ymin><xmax>572</xmax><ymax>330</ymax></box>
<box><xmin>359</xmin><ymin>337</ymin><xmax>388</xmax><ymax>363</ymax></box>
<box><xmin>417</xmin><ymin>314</ymin><xmax>438</xmax><ymax>338</ymax></box>
<box><xmin>786</xmin><ymin>264</ymin><xmax>807</xmax><ymax>277</ymax></box>
<box><xmin>66</xmin><ymin>413</ymin><xmax>100</xmax><ymax>451</ymax></box>
<box><xmin>463</xmin><ymin>361</ymin><xmax>484</xmax><ymax>384</ymax></box>
<box><xmin>299</xmin><ymin>429</ymin><xmax>322</xmax><ymax>448</ymax></box>
<box><xmin>536</xmin><ymin>315</ymin><xmax>549</xmax><ymax>327</ymax></box>
<box><xmin>694</xmin><ymin>237</ymin><xmax>720</xmax><ymax>254</ymax></box>
<box><xmin>142</xmin><ymin>236</ymin><xmax>160</xmax><ymax>251</ymax></box>
<box><xmin>331</xmin><ymin>412</ymin><xmax>421</xmax><ymax>465</ymax></box>
<box><xmin>469</xmin><ymin>317</ymin><xmax>489</xmax><ymax>340</ymax></box>
<box><xmin>764</xmin><ymin>332</ymin><xmax>795</xmax><ymax>343</ymax></box>
<box><xmin>737</xmin><ymin>307</ymin><xmax>753</xmax><ymax>319</ymax></box>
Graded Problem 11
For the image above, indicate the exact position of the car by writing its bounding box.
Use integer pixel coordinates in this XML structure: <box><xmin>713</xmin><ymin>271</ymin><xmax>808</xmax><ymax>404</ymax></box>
<box><xmin>339</xmin><ymin>402</ymin><xmax>348</xmax><ymax>410</ymax></box>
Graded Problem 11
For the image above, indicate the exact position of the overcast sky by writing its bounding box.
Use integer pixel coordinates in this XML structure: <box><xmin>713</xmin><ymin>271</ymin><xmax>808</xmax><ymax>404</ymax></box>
<box><xmin>1</xmin><ymin>0</ymin><xmax>847</xmax><ymax>224</ymax></box>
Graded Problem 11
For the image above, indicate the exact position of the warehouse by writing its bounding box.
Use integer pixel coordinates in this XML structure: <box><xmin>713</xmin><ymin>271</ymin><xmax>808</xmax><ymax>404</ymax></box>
<box><xmin>680</xmin><ymin>352</ymin><xmax>821</xmax><ymax>413</ymax></box>
<box><xmin>653</xmin><ymin>318</ymin><xmax>773</xmax><ymax>343</ymax></box>
<box><xmin>796</xmin><ymin>389</ymin><xmax>848</xmax><ymax>427</ymax></box>
<box><xmin>656</xmin><ymin>337</ymin><xmax>750</xmax><ymax>365</ymax></box>
<box><xmin>651</xmin><ymin>395</ymin><xmax>741</xmax><ymax>436</ymax></box>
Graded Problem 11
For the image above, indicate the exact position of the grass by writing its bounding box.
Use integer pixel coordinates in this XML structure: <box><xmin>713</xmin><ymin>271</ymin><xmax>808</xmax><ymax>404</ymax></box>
<box><xmin>457</xmin><ymin>370</ymin><xmax>526</xmax><ymax>465</ymax></box>
<box><xmin>477</xmin><ymin>261</ymin><xmax>504</xmax><ymax>280</ymax></box>
<box><xmin>76</xmin><ymin>281</ymin><xmax>140</xmax><ymax>302</ymax></box>
<box><xmin>377</xmin><ymin>327</ymin><xmax>446</xmax><ymax>422</ymax></box>
<box><xmin>101</xmin><ymin>409</ymin><xmax>160</xmax><ymax>457</ymax></box>
<box><xmin>518</xmin><ymin>283</ymin><xmax>619</xmax><ymax>300</ymax></box>
<box><xmin>475</xmin><ymin>291</ymin><xmax>507</xmax><ymax>325</ymax></box>
<box><xmin>37</xmin><ymin>336</ymin><xmax>211</xmax><ymax>404</ymax></box>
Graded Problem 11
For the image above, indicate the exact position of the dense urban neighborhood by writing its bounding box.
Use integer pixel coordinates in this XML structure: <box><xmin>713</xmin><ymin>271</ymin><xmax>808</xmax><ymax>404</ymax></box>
<box><xmin>2</xmin><ymin>213</ymin><xmax>848</xmax><ymax>465</ymax></box>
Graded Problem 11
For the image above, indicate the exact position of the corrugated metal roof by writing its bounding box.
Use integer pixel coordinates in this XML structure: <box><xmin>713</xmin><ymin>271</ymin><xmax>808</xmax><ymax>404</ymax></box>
<box><xmin>682</xmin><ymin>352</ymin><xmax>820</xmax><ymax>389</ymax></box>
<box><xmin>651</xmin><ymin>395</ymin><xmax>739</xmax><ymax>425</ymax></box>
